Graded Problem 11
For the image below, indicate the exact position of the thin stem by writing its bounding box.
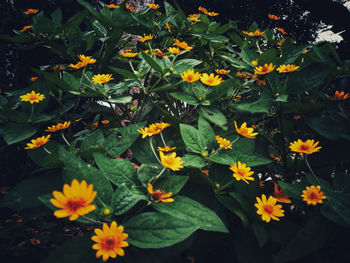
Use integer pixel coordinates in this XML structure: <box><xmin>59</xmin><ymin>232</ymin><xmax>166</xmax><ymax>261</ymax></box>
<box><xmin>95</xmin><ymin>194</ymin><xmax>108</xmax><ymax>208</ymax></box>
<box><xmin>152</xmin><ymin>167</ymin><xmax>167</xmax><ymax>183</ymax></box>
<box><xmin>43</xmin><ymin>147</ymin><xmax>51</xmax><ymax>154</ymax></box>
<box><xmin>216</xmin><ymin>180</ymin><xmax>234</xmax><ymax>192</ymax></box>
<box><xmin>150</xmin><ymin>137</ymin><xmax>161</xmax><ymax>163</ymax></box>
<box><xmin>28</xmin><ymin>104</ymin><xmax>34</xmax><ymax>122</ymax></box>
<box><xmin>81</xmin><ymin>215</ymin><xmax>104</xmax><ymax>225</ymax></box>
<box><xmin>61</xmin><ymin>133</ymin><xmax>70</xmax><ymax>146</ymax></box>
<box><xmin>256</xmin><ymin>39</ymin><xmax>262</xmax><ymax>54</ymax></box>
<box><xmin>305</xmin><ymin>156</ymin><xmax>322</xmax><ymax>186</ymax></box>
<box><xmin>160</xmin><ymin>132</ymin><xmax>167</xmax><ymax>146</ymax></box>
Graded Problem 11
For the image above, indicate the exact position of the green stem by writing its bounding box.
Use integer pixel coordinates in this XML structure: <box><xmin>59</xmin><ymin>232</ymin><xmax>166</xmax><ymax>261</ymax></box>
<box><xmin>305</xmin><ymin>156</ymin><xmax>322</xmax><ymax>186</ymax></box>
<box><xmin>150</xmin><ymin>137</ymin><xmax>161</xmax><ymax>164</ymax></box>
<box><xmin>28</xmin><ymin>104</ymin><xmax>34</xmax><ymax>122</ymax></box>
<box><xmin>160</xmin><ymin>132</ymin><xmax>167</xmax><ymax>146</ymax></box>
<box><xmin>152</xmin><ymin>167</ymin><xmax>167</xmax><ymax>183</ymax></box>
<box><xmin>216</xmin><ymin>180</ymin><xmax>234</xmax><ymax>192</ymax></box>
<box><xmin>61</xmin><ymin>133</ymin><xmax>70</xmax><ymax>146</ymax></box>
<box><xmin>43</xmin><ymin>146</ymin><xmax>51</xmax><ymax>154</ymax></box>
<box><xmin>81</xmin><ymin>215</ymin><xmax>104</xmax><ymax>225</ymax></box>
<box><xmin>95</xmin><ymin>194</ymin><xmax>107</xmax><ymax>208</ymax></box>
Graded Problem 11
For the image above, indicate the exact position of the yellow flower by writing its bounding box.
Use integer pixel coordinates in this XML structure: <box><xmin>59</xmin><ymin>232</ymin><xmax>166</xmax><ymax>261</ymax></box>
<box><xmin>198</xmin><ymin>6</ymin><xmax>208</xmax><ymax>14</ymax></box>
<box><xmin>255</xmin><ymin>194</ymin><xmax>285</xmax><ymax>223</ymax></box>
<box><xmin>242</xmin><ymin>30</ymin><xmax>264</xmax><ymax>37</ymax></box>
<box><xmin>229</xmin><ymin>161</ymin><xmax>254</xmax><ymax>184</ymax></box>
<box><xmin>125</xmin><ymin>4</ymin><xmax>134</xmax><ymax>11</ymax></box>
<box><xmin>200</xmin><ymin>73</ymin><xmax>223</xmax><ymax>86</ymax></box>
<box><xmin>289</xmin><ymin>139</ymin><xmax>321</xmax><ymax>155</ymax></box>
<box><xmin>216</xmin><ymin>135</ymin><xmax>232</xmax><ymax>149</ymax></box>
<box><xmin>25</xmin><ymin>134</ymin><xmax>51</xmax><ymax>149</ymax></box>
<box><xmin>101</xmin><ymin>120</ymin><xmax>110</xmax><ymax>124</ymax></box>
<box><xmin>167</xmin><ymin>47</ymin><xmax>181</xmax><ymax>54</ymax></box>
<box><xmin>301</xmin><ymin>185</ymin><xmax>326</xmax><ymax>206</ymax></box>
<box><xmin>268</xmin><ymin>14</ymin><xmax>280</xmax><ymax>20</ymax></box>
<box><xmin>50</xmin><ymin>179</ymin><xmax>97</xmax><ymax>221</ymax></box>
<box><xmin>20</xmin><ymin>25</ymin><xmax>32</xmax><ymax>32</ymax></box>
<box><xmin>215</xmin><ymin>69</ymin><xmax>230</xmax><ymax>75</ymax></box>
<box><xmin>20</xmin><ymin>90</ymin><xmax>45</xmax><ymax>104</ymax></box>
<box><xmin>329</xmin><ymin>90</ymin><xmax>350</xmax><ymax>101</ymax></box>
<box><xmin>188</xmin><ymin>13</ymin><xmax>200</xmax><ymax>19</ymax></box>
<box><xmin>157</xmin><ymin>146</ymin><xmax>176</xmax><ymax>152</ymax></box>
<box><xmin>188</xmin><ymin>17</ymin><xmax>200</xmax><ymax>22</ymax></box>
<box><xmin>148</xmin><ymin>3</ymin><xmax>160</xmax><ymax>9</ymax></box>
<box><xmin>254</xmin><ymin>63</ymin><xmax>276</xmax><ymax>75</ymax></box>
<box><xmin>24</xmin><ymin>9</ymin><xmax>39</xmax><ymax>15</ymax></box>
<box><xmin>30</xmin><ymin>76</ymin><xmax>38</xmax><ymax>82</ymax></box>
<box><xmin>106</xmin><ymin>4</ymin><xmax>120</xmax><ymax>8</ymax></box>
<box><xmin>207</xmin><ymin>12</ymin><xmax>219</xmax><ymax>16</ymax></box>
<box><xmin>120</xmin><ymin>52</ymin><xmax>139</xmax><ymax>58</ymax></box>
<box><xmin>276</xmin><ymin>64</ymin><xmax>300</xmax><ymax>73</ymax></box>
<box><xmin>139</xmin><ymin>34</ymin><xmax>153</xmax><ymax>43</ymax></box>
<box><xmin>160</xmin><ymin>151</ymin><xmax>184</xmax><ymax>171</ymax></box>
<box><xmin>154</xmin><ymin>49</ymin><xmax>167</xmax><ymax>57</ymax></box>
<box><xmin>147</xmin><ymin>183</ymin><xmax>174</xmax><ymax>203</ymax></box>
<box><xmin>173</xmin><ymin>39</ymin><xmax>193</xmax><ymax>51</ymax></box>
<box><xmin>251</xmin><ymin>60</ymin><xmax>258</xmax><ymax>66</ymax></box>
<box><xmin>273</xmin><ymin>182</ymin><xmax>291</xmax><ymax>203</ymax></box>
<box><xmin>91</xmin><ymin>221</ymin><xmax>129</xmax><ymax>262</ymax></box>
<box><xmin>165</xmin><ymin>22</ymin><xmax>173</xmax><ymax>32</ymax></box>
<box><xmin>277</xmin><ymin>27</ymin><xmax>287</xmax><ymax>35</ymax></box>
<box><xmin>234</xmin><ymin>121</ymin><xmax>258</xmax><ymax>138</ymax></box>
<box><xmin>181</xmin><ymin>69</ymin><xmax>201</xmax><ymax>83</ymax></box>
<box><xmin>46</xmin><ymin>121</ymin><xmax>71</xmax><ymax>132</ymax></box>
<box><xmin>92</xmin><ymin>74</ymin><xmax>113</xmax><ymax>84</ymax></box>
<box><xmin>78</xmin><ymin>54</ymin><xmax>96</xmax><ymax>65</ymax></box>
<box><xmin>137</xmin><ymin>122</ymin><xmax>171</xmax><ymax>139</ymax></box>
<box><xmin>69</xmin><ymin>62</ymin><xmax>85</xmax><ymax>69</ymax></box>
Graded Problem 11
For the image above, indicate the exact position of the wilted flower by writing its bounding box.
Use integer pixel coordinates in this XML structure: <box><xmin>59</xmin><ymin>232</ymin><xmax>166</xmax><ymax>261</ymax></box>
<box><xmin>148</xmin><ymin>183</ymin><xmax>174</xmax><ymax>202</ymax></box>
<box><xmin>101</xmin><ymin>120</ymin><xmax>110</xmax><ymax>124</ymax></box>
<box><xmin>106</xmin><ymin>4</ymin><xmax>120</xmax><ymax>8</ymax></box>
<box><xmin>157</xmin><ymin>146</ymin><xmax>176</xmax><ymax>152</ymax></box>
<box><xmin>30</xmin><ymin>76</ymin><xmax>38</xmax><ymax>82</ymax></box>
<box><xmin>277</xmin><ymin>27</ymin><xmax>287</xmax><ymax>35</ymax></box>
<box><xmin>148</xmin><ymin>4</ymin><xmax>160</xmax><ymax>9</ymax></box>
<box><xmin>328</xmin><ymin>90</ymin><xmax>350</xmax><ymax>101</ymax></box>
<box><xmin>215</xmin><ymin>69</ymin><xmax>230</xmax><ymax>75</ymax></box>
<box><xmin>20</xmin><ymin>25</ymin><xmax>32</xmax><ymax>32</ymax></box>
<box><xmin>173</xmin><ymin>39</ymin><xmax>193</xmax><ymax>50</ymax></box>
<box><xmin>216</xmin><ymin>135</ymin><xmax>232</xmax><ymax>149</ymax></box>
<box><xmin>198</xmin><ymin>6</ymin><xmax>208</xmax><ymax>14</ymax></box>
<box><xmin>125</xmin><ymin>4</ymin><xmax>134</xmax><ymax>11</ymax></box>
<box><xmin>273</xmin><ymin>182</ymin><xmax>291</xmax><ymax>203</ymax></box>
<box><xmin>242</xmin><ymin>30</ymin><xmax>264</xmax><ymax>37</ymax></box>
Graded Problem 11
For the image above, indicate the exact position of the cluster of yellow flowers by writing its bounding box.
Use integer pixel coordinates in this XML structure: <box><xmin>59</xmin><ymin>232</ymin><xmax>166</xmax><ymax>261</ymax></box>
<box><xmin>181</xmin><ymin>69</ymin><xmax>224</xmax><ymax>86</ymax></box>
<box><xmin>69</xmin><ymin>54</ymin><xmax>96</xmax><ymax>69</ymax></box>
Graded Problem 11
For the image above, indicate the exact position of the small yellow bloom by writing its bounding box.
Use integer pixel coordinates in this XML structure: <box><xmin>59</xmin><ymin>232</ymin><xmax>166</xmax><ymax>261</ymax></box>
<box><xmin>167</xmin><ymin>47</ymin><xmax>181</xmax><ymax>54</ymax></box>
<box><xmin>92</xmin><ymin>74</ymin><xmax>113</xmax><ymax>84</ymax></box>
<box><xmin>198</xmin><ymin>6</ymin><xmax>208</xmax><ymax>14</ymax></box>
<box><xmin>173</xmin><ymin>39</ymin><xmax>193</xmax><ymax>51</ymax></box>
<box><xmin>101</xmin><ymin>120</ymin><xmax>110</xmax><ymax>124</ymax></box>
<box><xmin>69</xmin><ymin>62</ymin><xmax>85</xmax><ymax>69</ymax></box>
<box><xmin>276</xmin><ymin>64</ymin><xmax>300</xmax><ymax>73</ymax></box>
<box><xmin>207</xmin><ymin>11</ymin><xmax>219</xmax><ymax>16</ymax></box>
<box><xmin>50</xmin><ymin>179</ymin><xmax>96</xmax><ymax>221</ymax></box>
<box><xmin>137</xmin><ymin>122</ymin><xmax>171</xmax><ymax>139</ymax></box>
<box><xmin>301</xmin><ymin>185</ymin><xmax>326</xmax><ymax>206</ymax></box>
<box><xmin>188</xmin><ymin>17</ymin><xmax>200</xmax><ymax>22</ymax></box>
<box><xmin>91</xmin><ymin>221</ymin><xmax>129</xmax><ymax>262</ymax></box>
<box><xmin>148</xmin><ymin>3</ymin><xmax>160</xmax><ymax>9</ymax></box>
<box><xmin>255</xmin><ymin>194</ymin><xmax>285</xmax><ymax>223</ymax></box>
<box><xmin>268</xmin><ymin>14</ymin><xmax>280</xmax><ymax>20</ymax></box>
<box><xmin>277</xmin><ymin>27</ymin><xmax>287</xmax><ymax>35</ymax></box>
<box><xmin>25</xmin><ymin>135</ymin><xmax>51</xmax><ymax>149</ymax></box>
<box><xmin>125</xmin><ymin>3</ymin><xmax>134</xmax><ymax>12</ymax></box>
<box><xmin>20</xmin><ymin>90</ymin><xmax>45</xmax><ymax>104</ymax></box>
<box><xmin>200</xmin><ymin>73</ymin><xmax>223</xmax><ymax>86</ymax></box>
<box><xmin>229</xmin><ymin>161</ymin><xmax>254</xmax><ymax>184</ymax></box>
<box><xmin>157</xmin><ymin>146</ymin><xmax>176</xmax><ymax>152</ymax></box>
<box><xmin>20</xmin><ymin>25</ymin><xmax>32</xmax><ymax>32</ymax></box>
<box><xmin>24</xmin><ymin>9</ymin><xmax>39</xmax><ymax>15</ymax></box>
<box><xmin>215</xmin><ymin>69</ymin><xmax>230</xmax><ymax>75</ymax></box>
<box><xmin>30</xmin><ymin>76</ymin><xmax>38</xmax><ymax>82</ymax></box>
<box><xmin>139</xmin><ymin>34</ymin><xmax>153</xmax><ymax>43</ymax></box>
<box><xmin>120</xmin><ymin>52</ymin><xmax>139</xmax><ymax>58</ymax></box>
<box><xmin>78</xmin><ymin>54</ymin><xmax>96</xmax><ymax>65</ymax></box>
<box><xmin>254</xmin><ymin>63</ymin><xmax>276</xmax><ymax>75</ymax></box>
<box><xmin>289</xmin><ymin>139</ymin><xmax>321</xmax><ymax>155</ymax></box>
<box><xmin>328</xmin><ymin>90</ymin><xmax>350</xmax><ymax>101</ymax></box>
<box><xmin>46</xmin><ymin>121</ymin><xmax>71</xmax><ymax>132</ymax></box>
<box><xmin>181</xmin><ymin>69</ymin><xmax>201</xmax><ymax>83</ymax></box>
<box><xmin>159</xmin><ymin>151</ymin><xmax>184</xmax><ymax>171</ymax></box>
<box><xmin>242</xmin><ymin>30</ymin><xmax>264</xmax><ymax>37</ymax></box>
<box><xmin>148</xmin><ymin>183</ymin><xmax>174</xmax><ymax>203</ymax></box>
<box><xmin>216</xmin><ymin>135</ymin><xmax>232</xmax><ymax>149</ymax></box>
<box><xmin>273</xmin><ymin>182</ymin><xmax>291</xmax><ymax>203</ymax></box>
<box><xmin>234</xmin><ymin>121</ymin><xmax>258</xmax><ymax>138</ymax></box>
<box><xmin>251</xmin><ymin>60</ymin><xmax>258</xmax><ymax>66</ymax></box>
<box><xmin>106</xmin><ymin>4</ymin><xmax>120</xmax><ymax>8</ymax></box>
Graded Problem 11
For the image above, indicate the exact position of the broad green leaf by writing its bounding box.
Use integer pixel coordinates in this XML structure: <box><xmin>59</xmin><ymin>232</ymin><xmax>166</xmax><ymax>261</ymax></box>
<box><xmin>216</xmin><ymin>195</ymin><xmax>248</xmax><ymax>226</ymax></box>
<box><xmin>180</xmin><ymin>124</ymin><xmax>206</xmax><ymax>153</ymax></box>
<box><xmin>182</xmin><ymin>154</ymin><xmax>206</xmax><ymax>169</ymax></box>
<box><xmin>59</xmin><ymin>147</ymin><xmax>113</xmax><ymax>203</ymax></box>
<box><xmin>198</xmin><ymin>107</ymin><xmax>227</xmax><ymax>131</ymax></box>
<box><xmin>155</xmin><ymin>176</ymin><xmax>189</xmax><ymax>195</ymax></box>
<box><xmin>111</xmin><ymin>184</ymin><xmax>147</xmax><ymax>215</ymax></box>
<box><xmin>230</xmin><ymin>92</ymin><xmax>273</xmax><ymax>114</ymax></box>
<box><xmin>258</xmin><ymin>48</ymin><xmax>277</xmax><ymax>65</ymax></box>
<box><xmin>131</xmin><ymin>139</ymin><xmax>159</xmax><ymax>165</ymax></box>
<box><xmin>79</xmin><ymin>129</ymin><xmax>105</xmax><ymax>158</ymax></box>
<box><xmin>322</xmin><ymin>190</ymin><xmax>350</xmax><ymax>227</ymax></box>
<box><xmin>198</xmin><ymin>116</ymin><xmax>216</xmax><ymax>149</ymax></box>
<box><xmin>27</xmin><ymin>140</ymin><xmax>62</xmax><ymax>168</ymax></box>
<box><xmin>3</xmin><ymin>123</ymin><xmax>37</xmax><ymax>145</ymax></box>
<box><xmin>107</xmin><ymin>95</ymin><xmax>133</xmax><ymax>104</ymax></box>
<box><xmin>278</xmin><ymin>182</ymin><xmax>304</xmax><ymax>200</ymax></box>
<box><xmin>153</xmin><ymin>195</ymin><xmax>228</xmax><ymax>233</ymax></box>
<box><xmin>109</xmin><ymin>66</ymin><xmax>137</xmax><ymax>79</ymax></box>
<box><xmin>170</xmin><ymin>92</ymin><xmax>199</xmax><ymax>105</ymax></box>
<box><xmin>220</xmin><ymin>54</ymin><xmax>249</xmax><ymax>69</ymax></box>
<box><xmin>241</xmin><ymin>48</ymin><xmax>258</xmax><ymax>64</ymax></box>
<box><xmin>125</xmin><ymin>212</ymin><xmax>198</xmax><ymax>248</ymax></box>
<box><xmin>172</xmin><ymin>59</ymin><xmax>202</xmax><ymax>74</ymax></box>
<box><xmin>252</xmin><ymin>223</ymin><xmax>269</xmax><ymax>248</ymax></box>
<box><xmin>209</xmin><ymin>151</ymin><xmax>271</xmax><ymax>166</ymax></box>
<box><xmin>93</xmin><ymin>152</ymin><xmax>138</xmax><ymax>186</ymax></box>
<box><xmin>140</xmin><ymin>52</ymin><xmax>163</xmax><ymax>74</ymax></box>
<box><xmin>137</xmin><ymin>164</ymin><xmax>162</xmax><ymax>186</ymax></box>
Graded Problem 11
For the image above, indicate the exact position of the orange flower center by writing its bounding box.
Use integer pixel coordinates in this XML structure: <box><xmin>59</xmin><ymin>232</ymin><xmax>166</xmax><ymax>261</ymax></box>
<box><xmin>152</xmin><ymin>190</ymin><xmax>165</xmax><ymax>201</ymax></box>
<box><xmin>102</xmin><ymin>237</ymin><xmax>116</xmax><ymax>250</ymax></box>
<box><xmin>300</xmin><ymin>144</ymin><xmax>310</xmax><ymax>151</ymax></box>
<box><xmin>207</xmin><ymin>78</ymin><xmax>213</xmax><ymax>84</ymax></box>
<box><xmin>308</xmin><ymin>192</ymin><xmax>317</xmax><ymax>200</ymax></box>
<box><xmin>263</xmin><ymin>205</ymin><xmax>273</xmax><ymax>214</ymax></box>
<box><xmin>187</xmin><ymin>75</ymin><xmax>193</xmax><ymax>81</ymax></box>
<box><xmin>30</xmin><ymin>95</ymin><xmax>38</xmax><ymax>101</ymax></box>
<box><xmin>261</xmin><ymin>66</ymin><xmax>268</xmax><ymax>72</ymax></box>
<box><xmin>66</xmin><ymin>199</ymin><xmax>85</xmax><ymax>212</ymax></box>
<box><xmin>35</xmin><ymin>141</ymin><xmax>45</xmax><ymax>147</ymax></box>
<box><xmin>237</xmin><ymin>169</ymin><xmax>245</xmax><ymax>178</ymax></box>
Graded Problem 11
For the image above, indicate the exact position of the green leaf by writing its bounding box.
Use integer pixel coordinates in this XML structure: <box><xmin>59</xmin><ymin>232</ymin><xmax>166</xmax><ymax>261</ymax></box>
<box><xmin>182</xmin><ymin>154</ymin><xmax>206</xmax><ymax>169</ymax></box>
<box><xmin>277</xmin><ymin>182</ymin><xmax>304</xmax><ymax>200</ymax></box>
<box><xmin>111</xmin><ymin>184</ymin><xmax>147</xmax><ymax>215</ymax></box>
<box><xmin>241</xmin><ymin>48</ymin><xmax>258</xmax><ymax>64</ymax></box>
<box><xmin>322</xmin><ymin>190</ymin><xmax>350</xmax><ymax>227</ymax></box>
<box><xmin>93</xmin><ymin>152</ymin><xmax>138</xmax><ymax>186</ymax></box>
<box><xmin>3</xmin><ymin>123</ymin><xmax>37</xmax><ymax>145</ymax></box>
<box><xmin>140</xmin><ymin>52</ymin><xmax>163</xmax><ymax>74</ymax></box>
<box><xmin>155</xmin><ymin>176</ymin><xmax>189</xmax><ymax>195</ymax></box>
<box><xmin>220</xmin><ymin>54</ymin><xmax>249</xmax><ymax>69</ymax></box>
<box><xmin>180</xmin><ymin>124</ymin><xmax>206</xmax><ymax>153</ymax></box>
<box><xmin>107</xmin><ymin>95</ymin><xmax>133</xmax><ymax>104</ymax></box>
<box><xmin>172</xmin><ymin>59</ymin><xmax>202</xmax><ymax>74</ymax></box>
<box><xmin>137</xmin><ymin>164</ymin><xmax>162</xmax><ymax>186</ymax></box>
<box><xmin>101</xmin><ymin>122</ymin><xmax>146</xmax><ymax>157</ymax></box>
<box><xmin>216</xmin><ymin>195</ymin><xmax>248</xmax><ymax>226</ymax></box>
<box><xmin>50</xmin><ymin>8</ymin><xmax>62</xmax><ymax>27</ymax></box>
<box><xmin>59</xmin><ymin>147</ymin><xmax>113</xmax><ymax>204</ymax></box>
<box><xmin>170</xmin><ymin>92</ymin><xmax>199</xmax><ymax>105</ymax></box>
<box><xmin>209</xmin><ymin>151</ymin><xmax>271</xmax><ymax>166</ymax></box>
<box><xmin>258</xmin><ymin>48</ymin><xmax>277</xmax><ymax>65</ymax></box>
<box><xmin>0</xmin><ymin>174</ymin><xmax>63</xmax><ymax>210</ymax></box>
<box><xmin>79</xmin><ymin>129</ymin><xmax>105</xmax><ymax>158</ymax></box>
<box><xmin>198</xmin><ymin>116</ymin><xmax>216</xmax><ymax>149</ymax></box>
<box><xmin>230</xmin><ymin>92</ymin><xmax>273</xmax><ymax>114</ymax></box>
<box><xmin>252</xmin><ymin>223</ymin><xmax>269</xmax><ymax>248</ymax></box>
<box><xmin>125</xmin><ymin>212</ymin><xmax>198</xmax><ymax>248</ymax></box>
<box><xmin>131</xmin><ymin>139</ymin><xmax>159</xmax><ymax>165</ymax></box>
<box><xmin>109</xmin><ymin>66</ymin><xmax>136</xmax><ymax>79</ymax></box>
<box><xmin>153</xmin><ymin>195</ymin><xmax>228</xmax><ymax>233</ymax></box>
